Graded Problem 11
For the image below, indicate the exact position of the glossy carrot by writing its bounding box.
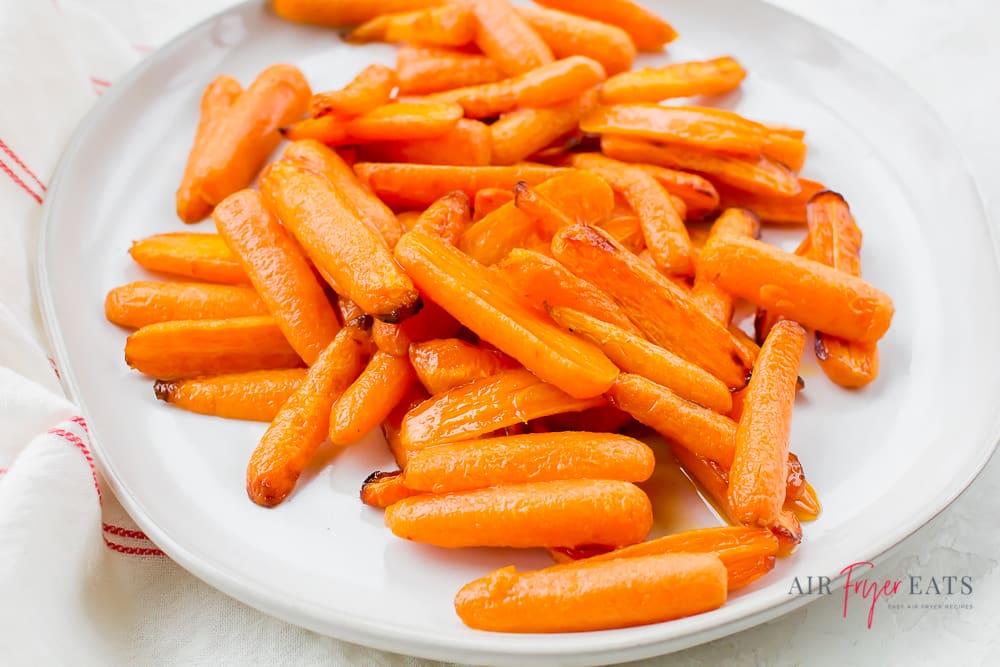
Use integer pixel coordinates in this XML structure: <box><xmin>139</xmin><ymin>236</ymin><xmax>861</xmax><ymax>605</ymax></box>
<box><xmin>371</xmin><ymin>298</ymin><xmax>462</xmax><ymax>356</ymax></box>
<box><xmin>551</xmin><ymin>225</ymin><xmax>752</xmax><ymax>388</ymax></box>
<box><xmin>176</xmin><ymin>75</ymin><xmax>243</xmax><ymax>223</ymax></box>
<box><xmin>153</xmin><ymin>369</ymin><xmax>306</xmax><ymax>422</ymax></box>
<box><xmin>282</xmin><ymin>102</ymin><xmax>463</xmax><ymax>144</ymax></box>
<box><xmin>355</xmin><ymin>119</ymin><xmax>492</xmax><ymax>167</ymax></box>
<box><xmin>601</xmin><ymin>57</ymin><xmax>746</xmax><ymax>104</ymax></box>
<box><xmin>698</xmin><ymin>233</ymin><xmax>894</xmax><ymax>342</ymax></box>
<box><xmin>309</xmin><ymin>64</ymin><xmax>397</xmax><ymax>117</ymax></box>
<box><xmin>349</xmin><ymin>5</ymin><xmax>475</xmax><ymax>46</ymax></box>
<box><xmin>129</xmin><ymin>233</ymin><xmax>249</xmax><ymax>285</ymax></box>
<box><xmin>124</xmin><ymin>316</ymin><xmax>303</xmax><ymax>380</ymax></box>
<box><xmin>246</xmin><ymin>327</ymin><xmax>369</xmax><ymax>506</ymax></box>
<box><xmin>194</xmin><ymin>64</ymin><xmax>311</xmax><ymax>206</ymax></box>
<box><xmin>396</xmin><ymin>230</ymin><xmax>618</xmax><ymax>397</ymax></box>
<box><xmin>690</xmin><ymin>208</ymin><xmax>760</xmax><ymax>324</ymax></box>
<box><xmin>408</xmin><ymin>338</ymin><xmax>516</xmax><ymax>394</ymax></box>
<box><xmin>104</xmin><ymin>281</ymin><xmax>266</xmax><ymax>328</ymax></box>
<box><xmin>727</xmin><ymin>321</ymin><xmax>805</xmax><ymax>526</ymax></box>
<box><xmin>490</xmin><ymin>92</ymin><xmax>597</xmax><ymax>166</ymax></box>
<box><xmin>409</xmin><ymin>191</ymin><xmax>471</xmax><ymax>245</ymax></box>
<box><xmin>353</xmin><ymin>163</ymin><xmax>565</xmax><ymax>209</ymax></box>
<box><xmin>386</xmin><ymin>479</ymin><xmax>651</xmax><ymax>548</ymax></box>
<box><xmin>400</xmin><ymin>367</ymin><xmax>606</xmax><ymax>448</ymax></box>
<box><xmin>473</xmin><ymin>187</ymin><xmax>515</xmax><ymax>220</ymax></box>
<box><xmin>601</xmin><ymin>135</ymin><xmax>801</xmax><ymax>197</ymax></box>
<box><xmin>213</xmin><ymin>189</ymin><xmax>339</xmax><ymax>365</ymax></box>
<box><xmin>282</xmin><ymin>140</ymin><xmax>401</xmax><ymax>248</ymax></box>
<box><xmin>360</xmin><ymin>470</ymin><xmax>423</xmax><ymax>509</ymax></box>
<box><xmin>716</xmin><ymin>178</ymin><xmax>826</xmax><ymax>225</ymax></box>
<box><xmin>260</xmin><ymin>161</ymin><xmax>419</xmax><ymax>322</ymax></box>
<box><xmin>396</xmin><ymin>45</ymin><xmax>504</xmax><ymax>95</ymax></box>
<box><xmin>516</xmin><ymin>6</ymin><xmax>635</xmax><ymax>75</ymax></box>
<box><xmin>534</xmin><ymin>0</ymin><xmax>677</xmax><ymax>51</ymax></box>
<box><xmin>382</xmin><ymin>383</ymin><xmax>430</xmax><ymax>467</ymax></box>
<box><xmin>460</xmin><ymin>0</ymin><xmax>553</xmax><ymax>76</ymax></box>
<box><xmin>329</xmin><ymin>351</ymin><xmax>417</xmax><ymax>445</ymax></box>
<box><xmin>633</xmin><ymin>164</ymin><xmax>719</xmax><ymax>219</ymax></box>
<box><xmin>272</xmin><ymin>0</ymin><xmax>441</xmax><ymax>26</ymax></box>
<box><xmin>456</xmin><ymin>553</ymin><xmax>726</xmax><ymax>633</ymax></box>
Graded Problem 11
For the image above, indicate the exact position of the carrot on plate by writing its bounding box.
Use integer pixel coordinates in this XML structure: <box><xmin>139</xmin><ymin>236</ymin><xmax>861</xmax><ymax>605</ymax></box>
<box><xmin>396</xmin><ymin>45</ymin><xmax>504</xmax><ymax>95</ymax></box>
<box><xmin>534</xmin><ymin>0</ymin><xmax>677</xmax><ymax>51</ymax></box>
<box><xmin>601</xmin><ymin>57</ymin><xmax>746</xmax><ymax>104</ymax></box>
<box><xmin>309</xmin><ymin>64</ymin><xmax>397</xmax><ymax>117</ymax></box>
<box><xmin>355</xmin><ymin>118</ymin><xmax>492</xmax><ymax>167</ymax></box>
<box><xmin>360</xmin><ymin>470</ymin><xmax>423</xmax><ymax>509</ymax></box>
<box><xmin>408</xmin><ymin>338</ymin><xmax>517</xmax><ymax>394</ymax></box>
<box><xmin>490</xmin><ymin>91</ymin><xmax>597</xmax><ymax>166</ymax></box>
<box><xmin>516</xmin><ymin>5</ymin><xmax>636</xmax><ymax>75</ymax></box>
<box><xmin>104</xmin><ymin>281</ymin><xmax>266</xmax><ymax>329</ymax></box>
<box><xmin>459</xmin><ymin>0</ymin><xmax>553</xmax><ymax>77</ymax></box>
<box><xmin>329</xmin><ymin>351</ymin><xmax>417</xmax><ymax>445</ymax></box>
<box><xmin>716</xmin><ymin>178</ymin><xmax>826</xmax><ymax>225</ymax></box>
<box><xmin>690</xmin><ymin>207</ymin><xmax>760</xmax><ymax>324</ymax></box>
<box><xmin>386</xmin><ymin>478</ymin><xmax>651</xmax><ymax>548</ymax></box>
<box><xmin>371</xmin><ymin>297</ymin><xmax>462</xmax><ymax>356</ymax></box>
<box><xmin>129</xmin><ymin>232</ymin><xmax>250</xmax><ymax>285</ymax></box>
<box><xmin>153</xmin><ymin>369</ymin><xmax>306</xmax><ymax>422</ymax></box>
<box><xmin>348</xmin><ymin>5</ymin><xmax>476</xmax><ymax>46</ymax></box>
<box><xmin>455</xmin><ymin>552</ymin><xmax>726</xmax><ymax>632</ymax></box>
<box><xmin>271</xmin><ymin>0</ymin><xmax>442</xmax><ymax>27</ymax></box>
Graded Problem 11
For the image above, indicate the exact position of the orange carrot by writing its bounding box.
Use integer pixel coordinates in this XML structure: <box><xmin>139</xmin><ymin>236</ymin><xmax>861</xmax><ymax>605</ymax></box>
<box><xmin>329</xmin><ymin>351</ymin><xmax>417</xmax><ymax>445</ymax></box>
<box><xmin>490</xmin><ymin>91</ymin><xmax>597</xmax><ymax>166</ymax></box>
<box><xmin>408</xmin><ymin>338</ymin><xmax>516</xmax><ymax>394</ymax></box>
<box><xmin>461</xmin><ymin>0</ymin><xmax>553</xmax><ymax>77</ymax></box>
<box><xmin>124</xmin><ymin>316</ymin><xmax>303</xmax><ymax>380</ymax></box>
<box><xmin>473</xmin><ymin>187</ymin><xmax>515</xmax><ymax>220</ymax></box>
<box><xmin>260</xmin><ymin>161</ymin><xmax>419</xmax><ymax>322</ymax></box>
<box><xmin>601</xmin><ymin>57</ymin><xmax>746</xmax><ymax>104</ymax></box>
<box><xmin>516</xmin><ymin>6</ymin><xmax>636</xmax><ymax>75</ymax></box>
<box><xmin>551</xmin><ymin>225</ymin><xmax>752</xmax><ymax>388</ymax></box>
<box><xmin>386</xmin><ymin>479</ymin><xmax>651</xmax><ymax>548</ymax></box>
<box><xmin>176</xmin><ymin>75</ymin><xmax>243</xmax><ymax>223</ymax></box>
<box><xmin>282</xmin><ymin>102</ymin><xmax>464</xmax><ymax>144</ymax></box>
<box><xmin>105</xmin><ymin>281</ymin><xmax>266</xmax><ymax>328</ymax></box>
<box><xmin>632</xmin><ymin>164</ymin><xmax>719</xmax><ymax>219</ymax></box>
<box><xmin>246</xmin><ymin>327</ymin><xmax>369</xmax><ymax>506</ymax></box>
<box><xmin>728</xmin><ymin>321</ymin><xmax>805</xmax><ymax>526</ymax></box>
<box><xmin>309</xmin><ymin>64</ymin><xmax>397</xmax><ymax>117</ymax></box>
<box><xmin>129</xmin><ymin>233</ymin><xmax>249</xmax><ymax>285</ymax></box>
<box><xmin>455</xmin><ymin>553</ymin><xmax>726</xmax><ymax>632</ymax></box>
<box><xmin>153</xmin><ymin>369</ymin><xmax>306</xmax><ymax>422</ymax></box>
<box><xmin>349</xmin><ymin>5</ymin><xmax>475</xmax><ymax>46</ymax></box>
<box><xmin>355</xmin><ymin>118</ymin><xmax>492</xmax><ymax>167</ymax></box>
<box><xmin>410</xmin><ymin>191</ymin><xmax>471</xmax><ymax>245</ymax></box>
<box><xmin>534</xmin><ymin>0</ymin><xmax>677</xmax><ymax>51</ymax></box>
<box><xmin>213</xmin><ymin>189</ymin><xmax>339</xmax><ymax>365</ymax></box>
<box><xmin>371</xmin><ymin>298</ymin><xmax>462</xmax><ymax>356</ymax></box>
<box><xmin>396</xmin><ymin>230</ymin><xmax>618</xmax><ymax>397</ymax></box>
<box><xmin>690</xmin><ymin>208</ymin><xmax>760</xmax><ymax>324</ymax></box>
<box><xmin>396</xmin><ymin>45</ymin><xmax>504</xmax><ymax>95</ymax></box>
<box><xmin>360</xmin><ymin>470</ymin><xmax>423</xmax><ymax>509</ymax></box>
<box><xmin>382</xmin><ymin>383</ymin><xmax>430</xmax><ymax>467</ymax></box>
<box><xmin>353</xmin><ymin>163</ymin><xmax>565</xmax><ymax>209</ymax></box>
<box><xmin>272</xmin><ymin>0</ymin><xmax>442</xmax><ymax>26</ymax></box>
<box><xmin>400</xmin><ymin>367</ymin><xmax>606</xmax><ymax>448</ymax></box>
<box><xmin>697</xmin><ymin>233</ymin><xmax>893</xmax><ymax>343</ymax></box>
<box><xmin>716</xmin><ymin>178</ymin><xmax>826</xmax><ymax>225</ymax></box>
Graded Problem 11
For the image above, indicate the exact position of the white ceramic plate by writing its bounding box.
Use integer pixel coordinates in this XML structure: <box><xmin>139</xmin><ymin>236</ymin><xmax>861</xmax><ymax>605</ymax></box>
<box><xmin>37</xmin><ymin>1</ymin><xmax>1000</xmax><ymax>664</ymax></box>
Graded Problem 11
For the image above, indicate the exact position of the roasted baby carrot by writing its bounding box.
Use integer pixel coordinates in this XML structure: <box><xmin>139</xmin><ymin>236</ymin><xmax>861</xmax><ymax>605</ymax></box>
<box><xmin>516</xmin><ymin>5</ymin><xmax>635</xmax><ymax>75</ymax></box>
<box><xmin>371</xmin><ymin>298</ymin><xmax>462</xmax><ymax>356</ymax></box>
<box><xmin>807</xmin><ymin>191</ymin><xmax>880</xmax><ymax>387</ymax></box>
<box><xmin>396</xmin><ymin>230</ymin><xmax>618</xmax><ymax>397</ymax></box>
<box><xmin>386</xmin><ymin>479</ymin><xmax>651</xmax><ymax>548</ymax></box>
<box><xmin>213</xmin><ymin>189</ymin><xmax>339</xmax><ymax>365</ymax></box>
<box><xmin>570</xmin><ymin>153</ymin><xmax>693</xmax><ymax>275</ymax></box>
<box><xmin>601</xmin><ymin>135</ymin><xmax>801</xmax><ymax>197</ymax></box>
<box><xmin>473</xmin><ymin>187</ymin><xmax>515</xmax><ymax>220</ymax></box>
<box><xmin>698</xmin><ymin>233</ymin><xmax>894</xmax><ymax>343</ymax></box>
<box><xmin>490</xmin><ymin>92</ymin><xmax>596</xmax><ymax>166</ymax></box>
<box><xmin>129</xmin><ymin>232</ymin><xmax>249</xmax><ymax>284</ymax></box>
<box><xmin>409</xmin><ymin>338</ymin><xmax>516</xmax><ymax>394</ymax></box>
<box><xmin>176</xmin><ymin>74</ymin><xmax>243</xmax><ymax>223</ymax></box>
<box><xmin>246</xmin><ymin>327</ymin><xmax>369</xmax><ymax>506</ymax></box>
<box><xmin>153</xmin><ymin>369</ymin><xmax>306</xmax><ymax>422</ymax></box>
<box><xmin>349</xmin><ymin>5</ymin><xmax>475</xmax><ymax>46</ymax></box>
<box><xmin>535</xmin><ymin>0</ymin><xmax>676</xmax><ymax>51</ymax></box>
<box><xmin>632</xmin><ymin>164</ymin><xmax>719</xmax><ymax>219</ymax></box>
<box><xmin>400</xmin><ymin>367</ymin><xmax>606</xmax><ymax>448</ymax></box>
<box><xmin>396</xmin><ymin>45</ymin><xmax>504</xmax><ymax>95</ymax></box>
<box><xmin>403</xmin><ymin>432</ymin><xmax>654</xmax><ymax>493</ymax></box>
<box><xmin>456</xmin><ymin>553</ymin><xmax>725</xmax><ymax>632</ymax></box>
<box><xmin>728</xmin><ymin>320</ymin><xmax>805</xmax><ymax>526</ymax></box>
<box><xmin>716</xmin><ymin>178</ymin><xmax>825</xmax><ymax>225</ymax></box>
<box><xmin>272</xmin><ymin>0</ymin><xmax>441</xmax><ymax>26</ymax></box>
<box><xmin>601</xmin><ymin>57</ymin><xmax>746</xmax><ymax>104</ymax></box>
<box><xmin>104</xmin><ymin>281</ymin><xmax>266</xmax><ymax>328</ymax></box>
<box><xmin>461</xmin><ymin>0</ymin><xmax>553</xmax><ymax>77</ymax></box>
<box><xmin>410</xmin><ymin>191</ymin><xmax>471</xmax><ymax>244</ymax></box>
<box><xmin>194</xmin><ymin>64</ymin><xmax>311</xmax><ymax>207</ymax></box>
<box><xmin>355</xmin><ymin>118</ymin><xmax>492</xmax><ymax>166</ymax></box>
<box><xmin>282</xmin><ymin>140</ymin><xmax>402</xmax><ymax>247</ymax></box>
<box><xmin>309</xmin><ymin>64</ymin><xmax>397</xmax><ymax>117</ymax></box>
<box><xmin>124</xmin><ymin>316</ymin><xmax>303</xmax><ymax>380</ymax></box>
<box><xmin>261</xmin><ymin>161</ymin><xmax>419</xmax><ymax>321</ymax></box>
<box><xmin>690</xmin><ymin>208</ymin><xmax>759</xmax><ymax>324</ymax></box>
<box><xmin>353</xmin><ymin>163</ymin><xmax>565</xmax><ymax>209</ymax></box>
<box><xmin>360</xmin><ymin>470</ymin><xmax>422</xmax><ymax>509</ymax></box>
<box><xmin>283</xmin><ymin>102</ymin><xmax>464</xmax><ymax>144</ymax></box>
<box><xmin>329</xmin><ymin>351</ymin><xmax>417</xmax><ymax>445</ymax></box>
<box><xmin>551</xmin><ymin>225</ymin><xmax>752</xmax><ymax>388</ymax></box>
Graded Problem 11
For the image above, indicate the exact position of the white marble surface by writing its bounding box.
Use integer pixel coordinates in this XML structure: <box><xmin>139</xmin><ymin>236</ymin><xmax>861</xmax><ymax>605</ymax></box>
<box><xmin>80</xmin><ymin>1</ymin><xmax>1000</xmax><ymax>664</ymax></box>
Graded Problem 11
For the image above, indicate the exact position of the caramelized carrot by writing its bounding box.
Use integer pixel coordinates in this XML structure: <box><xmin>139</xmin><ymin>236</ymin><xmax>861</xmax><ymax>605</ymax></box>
<box><xmin>602</xmin><ymin>57</ymin><xmax>746</xmax><ymax>104</ymax></box>
<box><xmin>371</xmin><ymin>298</ymin><xmax>462</xmax><ymax>356</ymax></box>
<box><xmin>329</xmin><ymin>351</ymin><xmax>417</xmax><ymax>445</ymax></box>
<box><xmin>632</xmin><ymin>164</ymin><xmax>719</xmax><ymax>219</ymax></box>
<box><xmin>460</xmin><ymin>0</ymin><xmax>553</xmax><ymax>77</ymax></box>
<box><xmin>153</xmin><ymin>369</ymin><xmax>306</xmax><ymax>422</ymax></box>
<box><xmin>261</xmin><ymin>161</ymin><xmax>419</xmax><ymax>322</ymax></box>
<box><xmin>355</xmin><ymin>119</ymin><xmax>492</xmax><ymax>167</ymax></box>
<box><xmin>516</xmin><ymin>5</ymin><xmax>636</xmax><ymax>75</ymax></box>
<box><xmin>396</xmin><ymin>45</ymin><xmax>504</xmax><ymax>95</ymax></box>
<box><xmin>349</xmin><ymin>5</ymin><xmax>475</xmax><ymax>46</ymax></box>
<box><xmin>490</xmin><ymin>92</ymin><xmax>597</xmax><ymax>166</ymax></box>
<box><xmin>690</xmin><ymin>208</ymin><xmax>760</xmax><ymax>324</ymax></box>
<box><xmin>551</xmin><ymin>225</ymin><xmax>752</xmax><ymax>388</ymax></box>
<box><xmin>456</xmin><ymin>553</ymin><xmax>725</xmax><ymax>633</ymax></box>
<box><xmin>353</xmin><ymin>163</ymin><xmax>565</xmax><ymax>209</ymax></box>
<box><xmin>124</xmin><ymin>316</ymin><xmax>303</xmax><ymax>380</ymax></box>
<box><xmin>410</xmin><ymin>191</ymin><xmax>471</xmax><ymax>244</ymax></box>
<box><xmin>396</xmin><ymin>230</ymin><xmax>618</xmax><ymax>397</ymax></box>
<box><xmin>283</xmin><ymin>102</ymin><xmax>463</xmax><ymax>144</ymax></box>
<box><xmin>473</xmin><ymin>187</ymin><xmax>515</xmax><ymax>220</ymax></box>
<box><xmin>129</xmin><ymin>233</ymin><xmax>249</xmax><ymax>285</ymax></box>
<box><xmin>246</xmin><ymin>327</ymin><xmax>369</xmax><ymax>506</ymax></box>
<box><xmin>386</xmin><ymin>479</ymin><xmax>651</xmax><ymax>548</ymax></box>
<box><xmin>176</xmin><ymin>75</ymin><xmax>243</xmax><ymax>223</ymax></box>
<box><xmin>698</xmin><ymin>233</ymin><xmax>894</xmax><ymax>343</ymax></box>
<box><xmin>272</xmin><ymin>0</ymin><xmax>441</xmax><ymax>27</ymax></box>
<box><xmin>105</xmin><ymin>281</ymin><xmax>266</xmax><ymax>328</ymax></box>
<box><xmin>309</xmin><ymin>64</ymin><xmax>397</xmax><ymax>117</ymax></box>
<box><xmin>400</xmin><ymin>367</ymin><xmax>606</xmax><ymax>448</ymax></box>
<box><xmin>360</xmin><ymin>470</ymin><xmax>423</xmax><ymax>509</ymax></box>
<box><xmin>716</xmin><ymin>178</ymin><xmax>826</xmax><ymax>225</ymax></box>
<box><xmin>409</xmin><ymin>338</ymin><xmax>516</xmax><ymax>394</ymax></box>
<box><xmin>534</xmin><ymin>0</ymin><xmax>677</xmax><ymax>51</ymax></box>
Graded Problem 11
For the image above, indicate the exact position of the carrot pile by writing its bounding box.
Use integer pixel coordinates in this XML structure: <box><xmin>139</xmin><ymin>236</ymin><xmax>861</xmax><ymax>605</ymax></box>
<box><xmin>105</xmin><ymin>0</ymin><xmax>894</xmax><ymax>635</ymax></box>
